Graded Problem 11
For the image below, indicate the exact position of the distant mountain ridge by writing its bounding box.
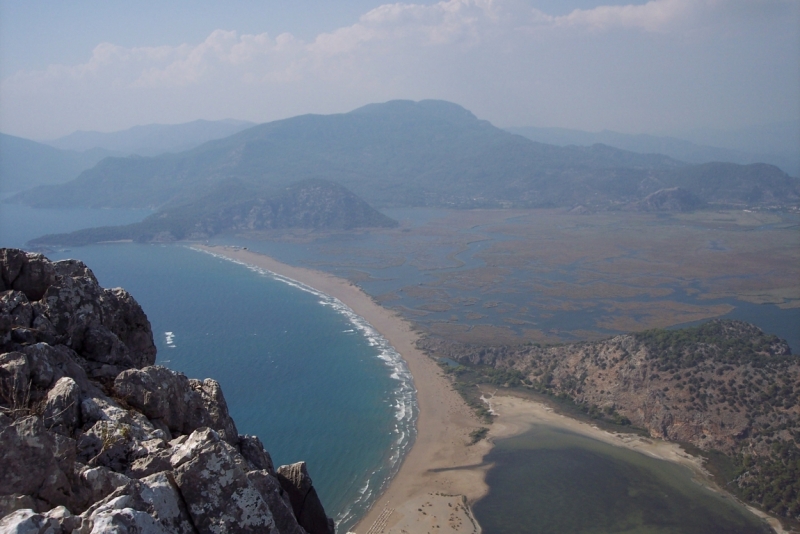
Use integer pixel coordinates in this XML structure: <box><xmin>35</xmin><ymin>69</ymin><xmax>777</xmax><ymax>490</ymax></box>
<box><xmin>46</xmin><ymin>119</ymin><xmax>256</xmax><ymax>157</ymax></box>
<box><xmin>0</xmin><ymin>133</ymin><xmax>118</xmax><ymax>193</ymax></box>
<box><xmin>1</xmin><ymin>119</ymin><xmax>257</xmax><ymax>194</ymax></box>
<box><xmin>11</xmin><ymin>100</ymin><xmax>800</xmax><ymax>211</ymax></box>
<box><xmin>506</xmin><ymin>124</ymin><xmax>800</xmax><ymax>178</ymax></box>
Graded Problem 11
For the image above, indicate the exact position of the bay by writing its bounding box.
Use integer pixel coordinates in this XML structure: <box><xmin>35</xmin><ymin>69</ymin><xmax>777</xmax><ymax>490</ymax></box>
<box><xmin>0</xmin><ymin>204</ymin><xmax>416</xmax><ymax>532</ymax></box>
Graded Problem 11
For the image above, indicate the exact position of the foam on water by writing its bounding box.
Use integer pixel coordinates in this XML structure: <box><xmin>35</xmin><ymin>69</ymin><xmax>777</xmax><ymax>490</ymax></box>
<box><xmin>195</xmin><ymin>247</ymin><xmax>418</xmax><ymax>529</ymax></box>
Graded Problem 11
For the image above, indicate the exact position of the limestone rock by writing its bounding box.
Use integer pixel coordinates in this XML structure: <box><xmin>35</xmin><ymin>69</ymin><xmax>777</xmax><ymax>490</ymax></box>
<box><xmin>170</xmin><ymin>428</ymin><xmax>279</xmax><ymax>533</ymax></box>
<box><xmin>0</xmin><ymin>508</ymin><xmax>61</xmax><ymax>533</ymax></box>
<box><xmin>1</xmin><ymin>249</ymin><xmax>332</xmax><ymax>534</ymax></box>
<box><xmin>43</xmin><ymin>377</ymin><xmax>81</xmax><ymax>436</ymax></box>
<box><xmin>277</xmin><ymin>462</ymin><xmax>335</xmax><ymax>534</ymax></box>
<box><xmin>248</xmin><ymin>470</ymin><xmax>306</xmax><ymax>534</ymax></box>
<box><xmin>0</xmin><ymin>249</ymin><xmax>56</xmax><ymax>301</ymax></box>
<box><xmin>0</xmin><ymin>494</ymin><xmax>37</xmax><ymax>518</ymax></box>
<box><xmin>113</xmin><ymin>366</ymin><xmax>238</xmax><ymax>444</ymax></box>
<box><xmin>239</xmin><ymin>434</ymin><xmax>275</xmax><ymax>473</ymax></box>
<box><xmin>0</xmin><ymin>416</ymin><xmax>68</xmax><ymax>501</ymax></box>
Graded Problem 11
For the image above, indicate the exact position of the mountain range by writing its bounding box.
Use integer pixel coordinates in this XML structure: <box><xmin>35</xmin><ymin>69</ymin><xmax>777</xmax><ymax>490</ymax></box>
<box><xmin>506</xmin><ymin>122</ymin><xmax>800</xmax><ymax>178</ymax></box>
<box><xmin>0</xmin><ymin>134</ymin><xmax>113</xmax><ymax>194</ymax></box>
<box><xmin>0</xmin><ymin>120</ymin><xmax>256</xmax><ymax>194</ymax></box>
<box><xmin>11</xmin><ymin>100</ymin><xmax>800</xmax><ymax>213</ymax></box>
<box><xmin>46</xmin><ymin>119</ymin><xmax>256</xmax><ymax>156</ymax></box>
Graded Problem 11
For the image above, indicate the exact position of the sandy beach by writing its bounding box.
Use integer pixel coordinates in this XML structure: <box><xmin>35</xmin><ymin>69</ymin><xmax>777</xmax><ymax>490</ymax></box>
<box><xmin>195</xmin><ymin>245</ymin><xmax>491</xmax><ymax>534</ymax></box>
<box><xmin>193</xmin><ymin>244</ymin><xmax>784</xmax><ymax>534</ymax></box>
<box><xmin>483</xmin><ymin>393</ymin><xmax>787</xmax><ymax>534</ymax></box>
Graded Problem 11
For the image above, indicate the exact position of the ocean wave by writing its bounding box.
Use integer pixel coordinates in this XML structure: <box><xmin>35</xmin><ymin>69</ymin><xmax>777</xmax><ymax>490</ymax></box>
<box><xmin>193</xmin><ymin>247</ymin><xmax>418</xmax><ymax>532</ymax></box>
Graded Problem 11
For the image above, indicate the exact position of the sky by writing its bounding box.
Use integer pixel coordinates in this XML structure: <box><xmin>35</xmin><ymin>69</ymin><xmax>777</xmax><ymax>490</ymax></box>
<box><xmin>0</xmin><ymin>0</ymin><xmax>798</xmax><ymax>141</ymax></box>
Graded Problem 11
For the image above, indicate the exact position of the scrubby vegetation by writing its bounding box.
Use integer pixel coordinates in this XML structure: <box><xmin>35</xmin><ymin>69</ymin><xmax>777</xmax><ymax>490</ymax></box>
<box><xmin>468</xmin><ymin>427</ymin><xmax>489</xmax><ymax>445</ymax></box>
<box><xmin>422</xmin><ymin>320</ymin><xmax>800</xmax><ymax>526</ymax></box>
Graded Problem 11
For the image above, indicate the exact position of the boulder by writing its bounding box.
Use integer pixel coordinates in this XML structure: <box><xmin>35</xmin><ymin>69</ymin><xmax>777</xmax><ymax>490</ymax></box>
<box><xmin>114</xmin><ymin>366</ymin><xmax>238</xmax><ymax>444</ymax></box>
<box><xmin>43</xmin><ymin>377</ymin><xmax>81</xmax><ymax>436</ymax></box>
<box><xmin>0</xmin><ymin>415</ymin><xmax>74</xmax><ymax>509</ymax></box>
<box><xmin>0</xmin><ymin>508</ymin><xmax>61</xmax><ymax>534</ymax></box>
<box><xmin>0</xmin><ymin>249</ymin><xmax>56</xmax><ymax>301</ymax></box>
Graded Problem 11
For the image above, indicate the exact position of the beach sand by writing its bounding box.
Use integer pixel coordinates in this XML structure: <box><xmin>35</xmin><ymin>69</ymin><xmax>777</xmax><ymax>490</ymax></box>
<box><xmin>194</xmin><ymin>245</ymin><xmax>490</xmax><ymax>534</ymax></box>
<box><xmin>484</xmin><ymin>393</ymin><xmax>787</xmax><ymax>534</ymax></box>
<box><xmin>194</xmin><ymin>244</ymin><xmax>785</xmax><ymax>534</ymax></box>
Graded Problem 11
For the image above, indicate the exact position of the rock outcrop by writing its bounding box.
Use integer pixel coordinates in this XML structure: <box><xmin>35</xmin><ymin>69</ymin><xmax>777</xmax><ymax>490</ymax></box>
<box><xmin>0</xmin><ymin>248</ymin><xmax>335</xmax><ymax>533</ymax></box>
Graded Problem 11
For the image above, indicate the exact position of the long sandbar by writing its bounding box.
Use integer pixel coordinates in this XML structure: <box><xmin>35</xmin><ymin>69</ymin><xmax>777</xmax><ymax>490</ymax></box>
<box><xmin>193</xmin><ymin>245</ymin><xmax>784</xmax><ymax>534</ymax></box>
<box><xmin>194</xmin><ymin>245</ymin><xmax>490</xmax><ymax>534</ymax></box>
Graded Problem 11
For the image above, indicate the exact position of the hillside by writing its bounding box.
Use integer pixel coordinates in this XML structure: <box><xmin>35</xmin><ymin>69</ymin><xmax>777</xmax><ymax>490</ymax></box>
<box><xmin>14</xmin><ymin>100</ymin><xmax>797</xmax><ymax>212</ymax></box>
<box><xmin>507</xmin><ymin>125</ymin><xmax>800</xmax><ymax>178</ymax></box>
<box><xmin>420</xmin><ymin>320</ymin><xmax>800</xmax><ymax>523</ymax></box>
<box><xmin>627</xmin><ymin>187</ymin><xmax>707</xmax><ymax>212</ymax></box>
<box><xmin>0</xmin><ymin>134</ymin><xmax>114</xmax><ymax>194</ymax></box>
<box><xmin>27</xmin><ymin>179</ymin><xmax>397</xmax><ymax>246</ymax></box>
<box><xmin>0</xmin><ymin>248</ymin><xmax>334</xmax><ymax>533</ymax></box>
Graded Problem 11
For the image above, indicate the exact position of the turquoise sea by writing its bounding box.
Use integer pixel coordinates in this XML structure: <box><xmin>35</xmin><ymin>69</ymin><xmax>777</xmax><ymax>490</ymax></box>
<box><xmin>0</xmin><ymin>203</ymin><xmax>416</xmax><ymax>533</ymax></box>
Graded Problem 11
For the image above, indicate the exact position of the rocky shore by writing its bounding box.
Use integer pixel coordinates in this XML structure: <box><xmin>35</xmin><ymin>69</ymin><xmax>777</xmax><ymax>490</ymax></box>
<box><xmin>0</xmin><ymin>248</ymin><xmax>334</xmax><ymax>534</ymax></box>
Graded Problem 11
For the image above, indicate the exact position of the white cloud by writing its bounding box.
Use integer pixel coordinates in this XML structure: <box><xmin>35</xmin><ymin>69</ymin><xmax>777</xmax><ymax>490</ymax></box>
<box><xmin>1</xmin><ymin>0</ymin><xmax>797</xmax><ymax>139</ymax></box>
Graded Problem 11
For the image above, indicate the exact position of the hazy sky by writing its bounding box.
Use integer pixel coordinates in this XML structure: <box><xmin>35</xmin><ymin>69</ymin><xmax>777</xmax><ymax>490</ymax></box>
<box><xmin>1</xmin><ymin>0</ymin><xmax>798</xmax><ymax>140</ymax></box>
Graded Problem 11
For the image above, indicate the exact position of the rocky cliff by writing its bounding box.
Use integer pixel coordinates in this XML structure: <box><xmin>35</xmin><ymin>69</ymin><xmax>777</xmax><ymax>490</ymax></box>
<box><xmin>421</xmin><ymin>320</ymin><xmax>800</xmax><ymax>522</ymax></box>
<box><xmin>0</xmin><ymin>248</ymin><xmax>335</xmax><ymax>534</ymax></box>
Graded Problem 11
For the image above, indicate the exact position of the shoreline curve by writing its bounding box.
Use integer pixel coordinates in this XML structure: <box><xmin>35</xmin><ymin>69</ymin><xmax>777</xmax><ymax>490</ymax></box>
<box><xmin>192</xmin><ymin>244</ymin><xmax>784</xmax><ymax>534</ymax></box>
<box><xmin>193</xmin><ymin>245</ymin><xmax>490</xmax><ymax>534</ymax></box>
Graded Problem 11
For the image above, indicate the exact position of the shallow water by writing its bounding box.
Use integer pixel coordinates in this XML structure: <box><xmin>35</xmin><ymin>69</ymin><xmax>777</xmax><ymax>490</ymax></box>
<box><xmin>473</xmin><ymin>425</ymin><xmax>773</xmax><ymax>534</ymax></box>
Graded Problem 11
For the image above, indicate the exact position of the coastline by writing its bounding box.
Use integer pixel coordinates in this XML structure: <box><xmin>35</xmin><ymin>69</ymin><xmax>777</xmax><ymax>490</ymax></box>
<box><xmin>484</xmin><ymin>393</ymin><xmax>787</xmax><ymax>534</ymax></box>
<box><xmin>193</xmin><ymin>245</ymin><xmax>490</xmax><ymax>534</ymax></box>
<box><xmin>192</xmin><ymin>244</ymin><xmax>785</xmax><ymax>534</ymax></box>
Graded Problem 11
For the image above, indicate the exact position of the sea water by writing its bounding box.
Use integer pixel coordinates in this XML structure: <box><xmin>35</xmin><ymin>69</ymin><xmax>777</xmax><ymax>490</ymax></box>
<box><xmin>0</xmin><ymin>204</ymin><xmax>416</xmax><ymax>532</ymax></box>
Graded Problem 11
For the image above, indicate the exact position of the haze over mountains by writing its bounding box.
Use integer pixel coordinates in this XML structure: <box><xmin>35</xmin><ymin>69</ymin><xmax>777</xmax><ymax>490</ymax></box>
<box><xmin>0</xmin><ymin>119</ymin><xmax>256</xmax><ymax>194</ymax></box>
<box><xmin>11</xmin><ymin>101</ymin><xmax>800</xmax><ymax>214</ymax></box>
<box><xmin>0</xmin><ymin>134</ymin><xmax>112</xmax><ymax>193</ymax></box>
<box><xmin>507</xmin><ymin>120</ymin><xmax>800</xmax><ymax>179</ymax></box>
<box><xmin>47</xmin><ymin>119</ymin><xmax>256</xmax><ymax>156</ymax></box>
